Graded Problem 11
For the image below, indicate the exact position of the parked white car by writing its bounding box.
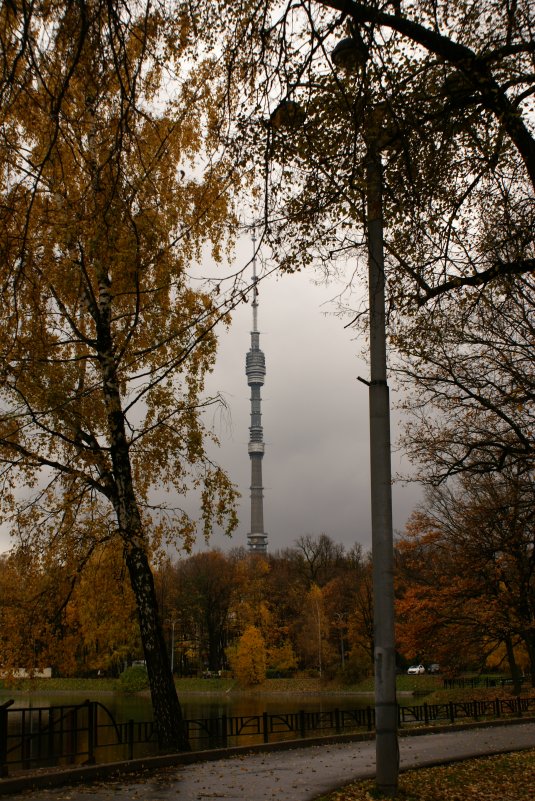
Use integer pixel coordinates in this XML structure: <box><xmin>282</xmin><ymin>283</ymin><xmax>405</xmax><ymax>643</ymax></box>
<box><xmin>407</xmin><ymin>664</ymin><xmax>426</xmax><ymax>674</ymax></box>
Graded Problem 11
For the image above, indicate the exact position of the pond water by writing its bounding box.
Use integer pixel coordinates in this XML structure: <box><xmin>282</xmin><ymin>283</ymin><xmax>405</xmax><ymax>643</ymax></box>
<box><xmin>1</xmin><ymin>688</ymin><xmax>379</xmax><ymax>724</ymax></box>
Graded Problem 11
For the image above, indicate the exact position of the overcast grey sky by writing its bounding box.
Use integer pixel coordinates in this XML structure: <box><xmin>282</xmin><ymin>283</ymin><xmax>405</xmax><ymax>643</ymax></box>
<box><xmin>198</xmin><ymin>238</ymin><xmax>422</xmax><ymax>556</ymax></box>
<box><xmin>0</xmin><ymin>239</ymin><xmax>422</xmax><ymax>557</ymax></box>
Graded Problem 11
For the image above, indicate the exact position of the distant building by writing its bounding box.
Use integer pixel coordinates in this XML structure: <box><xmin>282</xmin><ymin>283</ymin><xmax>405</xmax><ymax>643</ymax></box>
<box><xmin>2</xmin><ymin>668</ymin><xmax>52</xmax><ymax>679</ymax></box>
<box><xmin>245</xmin><ymin>231</ymin><xmax>268</xmax><ymax>553</ymax></box>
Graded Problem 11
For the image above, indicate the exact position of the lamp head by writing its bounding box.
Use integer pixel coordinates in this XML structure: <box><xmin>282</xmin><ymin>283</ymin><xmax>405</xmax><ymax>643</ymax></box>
<box><xmin>331</xmin><ymin>36</ymin><xmax>368</xmax><ymax>73</ymax></box>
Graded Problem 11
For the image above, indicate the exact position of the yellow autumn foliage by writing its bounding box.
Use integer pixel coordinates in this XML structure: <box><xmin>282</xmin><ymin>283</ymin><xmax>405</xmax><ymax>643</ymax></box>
<box><xmin>227</xmin><ymin>626</ymin><xmax>266</xmax><ymax>687</ymax></box>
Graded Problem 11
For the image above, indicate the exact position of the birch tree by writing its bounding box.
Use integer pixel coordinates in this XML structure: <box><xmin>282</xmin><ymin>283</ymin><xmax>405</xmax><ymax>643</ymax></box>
<box><xmin>0</xmin><ymin>1</ymin><xmax>238</xmax><ymax>750</ymax></box>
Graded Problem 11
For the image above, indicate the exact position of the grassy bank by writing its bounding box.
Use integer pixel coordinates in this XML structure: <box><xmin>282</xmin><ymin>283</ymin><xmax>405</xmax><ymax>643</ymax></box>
<box><xmin>0</xmin><ymin>677</ymin><xmax>119</xmax><ymax>694</ymax></box>
<box><xmin>0</xmin><ymin>676</ymin><xmax>350</xmax><ymax>696</ymax></box>
<box><xmin>171</xmin><ymin>674</ymin><xmax>446</xmax><ymax>695</ymax></box>
<box><xmin>315</xmin><ymin>748</ymin><xmax>535</xmax><ymax>801</ymax></box>
<box><xmin>1</xmin><ymin>675</ymin><xmax>439</xmax><ymax>696</ymax></box>
<box><xmin>2</xmin><ymin>674</ymin><xmax>530</xmax><ymax>699</ymax></box>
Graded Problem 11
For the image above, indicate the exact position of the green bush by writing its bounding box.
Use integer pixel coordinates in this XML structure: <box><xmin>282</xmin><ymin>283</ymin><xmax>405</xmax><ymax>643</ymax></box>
<box><xmin>265</xmin><ymin>668</ymin><xmax>296</xmax><ymax>679</ymax></box>
<box><xmin>118</xmin><ymin>665</ymin><xmax>149</xmax><ymax>693</ymax></box>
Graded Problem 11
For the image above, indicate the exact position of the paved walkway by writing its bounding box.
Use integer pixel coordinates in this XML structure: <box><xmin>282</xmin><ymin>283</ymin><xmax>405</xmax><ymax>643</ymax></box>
<box><xmin>2</xmin><ymin>721</ymin><xmax>535</xmax><ymax>801</ymax></box>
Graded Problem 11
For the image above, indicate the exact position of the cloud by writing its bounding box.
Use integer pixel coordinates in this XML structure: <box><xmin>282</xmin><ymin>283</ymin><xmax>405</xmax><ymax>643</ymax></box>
<box><xmin>0</xmin><ymin>248</ymin><xmax>421</xmax><ymax>557</ymax></box>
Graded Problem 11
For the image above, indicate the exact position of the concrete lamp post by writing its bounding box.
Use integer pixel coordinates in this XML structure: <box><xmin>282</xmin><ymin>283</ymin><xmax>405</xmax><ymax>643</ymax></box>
<box><xmin>332</xmin><ymin>36</ymin><xmax>399</xmax><ymax>795</ymax></box>
<box><xmin>269</xmin><ymin>35</ymin><xmax>399</xmax><ymax>792</ymax></box>
<box><xmin>363</xmin><ymin>107</ymin><xmax>399</xmax><ymax>795</ymax></box>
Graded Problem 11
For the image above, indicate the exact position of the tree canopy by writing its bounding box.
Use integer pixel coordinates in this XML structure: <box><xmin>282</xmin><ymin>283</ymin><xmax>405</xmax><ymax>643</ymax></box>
<box><xmin>0</xmin><ymin>0</ymin><xmax>240</xmax><ymax>750</ymax></box>
<box><xmin>396</xmin><ymin>469</ymin><xmax>535</xmax><ymax>688</ymax></box>
<box><xmin>395</xmin><ymin>271</ymin><xmax>534</xmax><ymax>481</ymax></box>
<box><xmin>212</xmin><ymin>0</ymin><xmax>533</xmax><ymax>307</ymax></box>
<box><xmin>210</xmin><ymin>0</ymin><xmax>535</xmax><ymax>493</ymax></box>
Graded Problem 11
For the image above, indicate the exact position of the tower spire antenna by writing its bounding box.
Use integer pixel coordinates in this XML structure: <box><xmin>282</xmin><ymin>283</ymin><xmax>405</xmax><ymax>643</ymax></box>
<box><xmin>245</xmin><ymin>227</ymin><xmax>267</xmax><ymax>553</ymax></box>
<box><xmin>252</xmin><ymin>227</ymin><xmax>259</xmax><ymax>333</ymax></box>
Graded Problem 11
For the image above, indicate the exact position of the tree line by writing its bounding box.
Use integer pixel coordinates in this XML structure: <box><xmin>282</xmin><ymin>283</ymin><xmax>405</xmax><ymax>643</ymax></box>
<box><xmin>0</xmin><ymin>534</ymin><xmax>374</xmax><ymax>686</ymax></box>
<box><xmin>2</xmin><ymin>512</ymin><xmax>532</xmax><ymax>692</ymax></box>
<box><xmin>397</xmin><ymin>468</ymin><xmax>535</xmax><ymax>694</ymax></box>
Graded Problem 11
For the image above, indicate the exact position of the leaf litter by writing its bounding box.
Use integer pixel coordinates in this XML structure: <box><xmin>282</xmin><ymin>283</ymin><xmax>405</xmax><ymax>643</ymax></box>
<box><xmin>316</xmin><ymin>748</ymin><xmax>535</xmax><ymax>801</ymax></box>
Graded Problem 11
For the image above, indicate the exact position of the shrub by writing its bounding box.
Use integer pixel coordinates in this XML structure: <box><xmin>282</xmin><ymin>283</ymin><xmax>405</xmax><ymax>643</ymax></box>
<box><xmin>118</xmin><ymin>665</ymin><xmax>149</xmax><ymax>693</ymax></box>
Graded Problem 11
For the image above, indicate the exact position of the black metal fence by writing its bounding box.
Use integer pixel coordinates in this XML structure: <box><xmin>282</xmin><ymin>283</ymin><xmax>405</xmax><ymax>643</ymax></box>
<box><xmin>184</xmin><ymin>705</ymin><xmax>376</xmax><ymax>750</ymax></box>
<box><xmin>399</xmin><ymin>695</ymin><xmax>533</xmax><ymax>725</ymax></box>
<box><xmin>0</xmin><ymin>698</ymin><xmax>156</xmax><ymax>777</ymax></box>
<box><xmin>1</xmin><ymin>695</ymin><xmax>535</xmax><ymax>777</ymax></box>
<box><xmin>442</xmin><ymin>675</ymin><xmax>531</xmax><ymax>690</ymax></box>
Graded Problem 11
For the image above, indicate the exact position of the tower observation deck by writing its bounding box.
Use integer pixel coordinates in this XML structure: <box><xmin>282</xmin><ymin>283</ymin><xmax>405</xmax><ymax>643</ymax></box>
<box><xmin>245</xmin><ymin>232</ymin><xmax>267</xmax><ymax>553</ymax></box>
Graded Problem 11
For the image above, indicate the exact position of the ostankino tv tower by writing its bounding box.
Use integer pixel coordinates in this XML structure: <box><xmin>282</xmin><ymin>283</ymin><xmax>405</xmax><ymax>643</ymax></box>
<box><xmin>245</xmin><ymin>231</ymin><xmax>268</xmax><ymax>553</ymax></box>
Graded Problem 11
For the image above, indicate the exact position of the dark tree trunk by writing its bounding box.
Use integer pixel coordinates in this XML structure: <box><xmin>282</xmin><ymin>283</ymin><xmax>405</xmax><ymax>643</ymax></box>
<box><xmin>504</xmin><ymin>634</ymin><xmax>523</xmax><ymax>695</ymax></box>
<box><xmin>125</xmin><ymin>543</ymin><xmax>190</xmax><ymax>752</ymax></box>
<box><xmin>206</xmin><ymin>607</ymin><xmax>226</xmax><ymax>672</ymax></box>
<box><xmin>95</xmin><ymin>284</ymin><xmax>189</xmax><ymax>751</ymax></box>
<box><xmin>207</xmin><ymin>625</ymin><xmax>221</xmax><ymax>673</ymax></box>
<box><xmin>525</xmin><ymin>636</ymin><xmax>535</xmax><ymax>688</ymax></box>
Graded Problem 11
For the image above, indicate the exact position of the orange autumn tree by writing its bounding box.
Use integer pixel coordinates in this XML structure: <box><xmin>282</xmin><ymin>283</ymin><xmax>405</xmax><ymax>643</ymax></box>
<box><xmin>396</xmin><ymin>500</ymin><xmax>530</xmax><ymax>687</ymax></box>
<box><xmin>435</xmin><ymin>472</ymin><xmax>535</xmax><ymax>687</ymax></box>
<box><xmin>0</xmin><ymin>547</ymin><xmax>78</xmax><ymax>678</ymax></box>
<box><xmin>293</xmin><ymin>583</ymin><xmax>335</xmax><ymax>677</ymax></box>
<box><xmin>395</xmin><ymin>513</ymin><xmax>495</xmax><ymax>674</ymax></box>
<box><xmin>229</xmin><ymin>553</ymin><xmax>298</xmax><ymax>675</ymax></box>
<box><xmin>0</xmin><ymin>539</ymin><xmax>139</xmax><ymax>679</ymax></box>
<box><xmin>0</xmin><ymin>1</ymin><xmax>239</xmax><ymax>750</ymax></box>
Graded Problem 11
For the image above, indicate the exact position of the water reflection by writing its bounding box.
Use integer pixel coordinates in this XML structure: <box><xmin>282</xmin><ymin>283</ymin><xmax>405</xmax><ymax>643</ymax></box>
<box><xmin>1</xmin><ymin>690</ymin><xmax>379</xmax><ymax>764</ymax></box>
<box><xmin>1</xmin><ymin>690</ymin><xmax>377</xmax><ymax>722</ymax></box>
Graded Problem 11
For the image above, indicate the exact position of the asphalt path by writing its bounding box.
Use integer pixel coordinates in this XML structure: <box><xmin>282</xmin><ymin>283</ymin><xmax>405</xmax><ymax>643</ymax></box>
<box><xmin>2</xmin><ymin>722</ymin><xmax>535</xmax><ymax>801</ymax></box>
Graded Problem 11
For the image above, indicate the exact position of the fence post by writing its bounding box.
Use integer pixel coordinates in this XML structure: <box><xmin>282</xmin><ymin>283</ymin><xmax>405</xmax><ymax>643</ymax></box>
<box><xmin>22</xmin><ymin>709</ymin><xmax>31</xmax><ymax>769</ymax></box>
<box><xmin>334</xmin><ymin>708</ymin><xmax>341</xmax><ymax>734</ymax></box>
<box><xmin>262</xmin><ymin>712</ymin><xmax>269</xmax><ymax>744</ymax></box>
<box><xmin>86</xmin><ymin>702</ymin><xmax>96</xmax><ymax>765</ymax></box>
<box><xmin>449</xmin><ymin>701</ymin><xmax>455</xmax><ymax>724</ymax></box>
<box><xmin>366</xmin><ymin>705</ymin><xmax>373</xmax><ymax>732</ymax></box>
<box><xmin>424</xmin><ymin>702</ymin><xmax>429</xmax><ymax>725</ymax></box>
<box><xmin>127</xmin><ymin>720</ymin><xmax>135</xmax><ymax>760</ymax></box>
<box><xmin>48</xmin><ymin>708</ymin><xmax>55</xmax><ymax>766</ymax></box>
<box><xmin>221</xmin><ymin>713</ymin><xmax>228</xmax><ymax>747</ymax></box>
<box><xmin>299</xmin><ymin>710</ymin><xmax>306</xmax><ymax>739</ymax></box>
<box><xmin>0</xmin><ymin>700</ymin><xmax>14</xmax><ymax>777</ymax></box>
<box><xmin>517</xmin><ymin>697</ymin><xmax>523</xmax><ymax>717</ymax></box>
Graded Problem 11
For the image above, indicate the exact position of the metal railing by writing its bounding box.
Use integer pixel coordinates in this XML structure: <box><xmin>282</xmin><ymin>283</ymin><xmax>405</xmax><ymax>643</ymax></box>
<box><xmin>399</xmin><ymin>695</ymin><xmax>534</xmax><ymax>725</ymax></box>
<box><xmin>184</xmin><ymin>706</ymin><xmax>375</xmax><ymax>749</ymax></box>
<box><xmin>442</xmin><ymin>675</ymin><xmax>531</xmax><ymax>690</ymax></box>
<box><xmin>1</xmin><ymin>694</ymin><xmax>534</xmax><ymax>776</ymax></box>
